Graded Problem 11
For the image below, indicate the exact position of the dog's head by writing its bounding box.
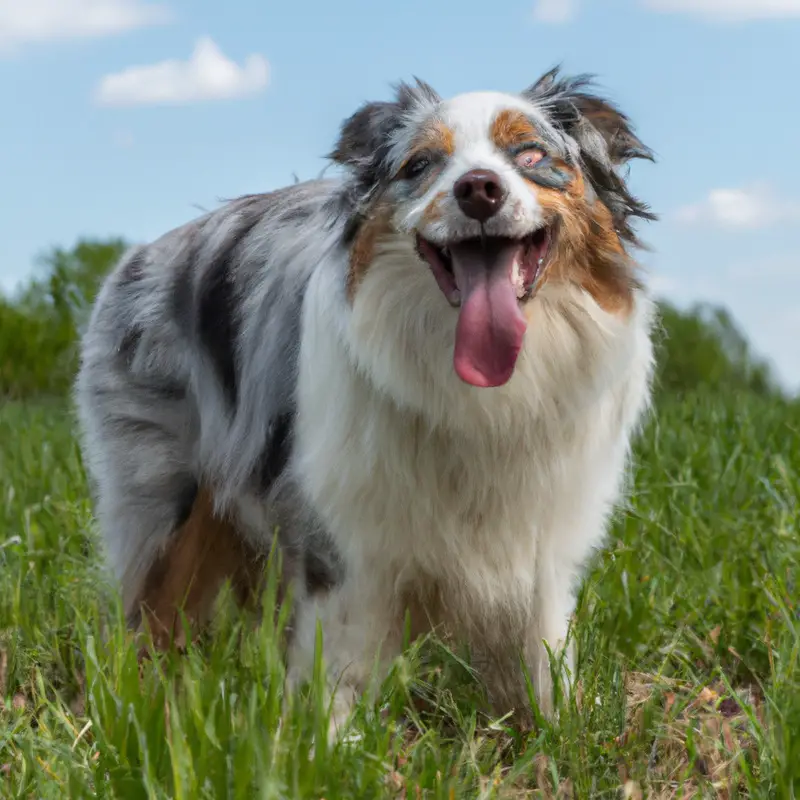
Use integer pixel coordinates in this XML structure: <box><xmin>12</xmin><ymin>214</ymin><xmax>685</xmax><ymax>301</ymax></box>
<box><xmin>330</xmin><ymin>67</ymin><xmax>656</xmax><ymax>389</ymax></box>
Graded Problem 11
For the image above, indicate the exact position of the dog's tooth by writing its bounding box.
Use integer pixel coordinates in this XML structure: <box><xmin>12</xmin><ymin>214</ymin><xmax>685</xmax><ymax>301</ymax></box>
<box><xmin>511</xmin><ymin>255</ymin><xmax>521</xmax><ymax>285</ymax></box>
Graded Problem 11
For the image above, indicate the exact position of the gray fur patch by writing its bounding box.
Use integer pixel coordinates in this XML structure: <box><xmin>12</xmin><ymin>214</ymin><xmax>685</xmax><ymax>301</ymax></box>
<box><xmin>75</xmin><ymin>179</ymin><xmax>346</xmax><ymax>604</ymax></box>
<box><xmin>329</xmin><ymin>78</ymin><xmax>442</xmax><ymax>236</ymax></box>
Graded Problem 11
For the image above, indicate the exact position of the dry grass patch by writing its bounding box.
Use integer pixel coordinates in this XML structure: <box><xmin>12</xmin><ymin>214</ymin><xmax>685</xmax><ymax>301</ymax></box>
<box><xmin>621</xmin><ymin>671</ymin><xmax>765</xmax><ymax>799</ymax></box>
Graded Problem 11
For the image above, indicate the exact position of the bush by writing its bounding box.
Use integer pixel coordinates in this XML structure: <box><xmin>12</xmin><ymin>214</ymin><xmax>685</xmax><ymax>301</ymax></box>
<box><xmin>654</xmin><ymin>300</ymin><xmax>781</xmax><ymax>400</ymax></box>
<box><xmin>0</xmin><ymin>238</ymin><xmax>127</xmax><ymax>399</ymax></box>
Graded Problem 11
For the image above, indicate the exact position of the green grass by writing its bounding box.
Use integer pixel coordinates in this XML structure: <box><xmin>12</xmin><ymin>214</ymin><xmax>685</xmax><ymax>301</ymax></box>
<box><xmin>0</xmin><ymin>392</ymin><xmax>798</xmax><ymax>798</ymax></box>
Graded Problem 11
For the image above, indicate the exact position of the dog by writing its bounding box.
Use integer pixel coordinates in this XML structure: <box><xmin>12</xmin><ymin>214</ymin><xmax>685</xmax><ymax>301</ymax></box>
<box><xmin>75</xmin><ymin>66</ymin><xmax>657</xmax><ymax>736</ymax></box>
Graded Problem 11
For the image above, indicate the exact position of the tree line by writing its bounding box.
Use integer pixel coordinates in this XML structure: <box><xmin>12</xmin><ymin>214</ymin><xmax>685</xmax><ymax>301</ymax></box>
<box><xmin>0</xmin><ymin>238</ymin><xmax>790</xmax><ymax>402</ymax></box>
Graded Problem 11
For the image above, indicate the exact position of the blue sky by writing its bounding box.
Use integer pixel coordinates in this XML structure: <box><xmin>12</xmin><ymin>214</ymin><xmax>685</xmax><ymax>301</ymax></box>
<box><xmin>1</xmin><ymin>0</ymin><xmax>799</xmax><ymax>389</ymax></box>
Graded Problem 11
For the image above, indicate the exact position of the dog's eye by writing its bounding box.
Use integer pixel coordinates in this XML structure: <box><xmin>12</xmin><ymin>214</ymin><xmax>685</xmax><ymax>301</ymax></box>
<box><xmin>401</xmin><ymin>155</ymin><xmax>431</xmax><ymax>180</ymax></box>
<box><xmin>515</xmin><ymin>148</ymin><xmax>546</xmax><ymax>170</ymax></box>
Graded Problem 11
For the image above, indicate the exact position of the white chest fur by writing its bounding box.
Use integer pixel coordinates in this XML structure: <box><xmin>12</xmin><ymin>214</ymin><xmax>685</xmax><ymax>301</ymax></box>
<box><xmin>293</xmin><ymin>256</ymin><xmax>654</xmax><ymax>626</ymax></box>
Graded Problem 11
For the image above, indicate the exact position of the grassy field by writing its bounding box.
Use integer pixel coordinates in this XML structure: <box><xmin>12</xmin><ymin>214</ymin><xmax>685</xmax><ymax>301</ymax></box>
<box><xmin>0</xmin><ymin>392</ymin><xmax>798</xmax><ymax>799</ymax></box>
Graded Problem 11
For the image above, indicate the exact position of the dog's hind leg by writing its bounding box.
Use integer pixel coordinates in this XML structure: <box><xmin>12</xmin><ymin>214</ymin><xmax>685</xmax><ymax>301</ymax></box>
<box><xmin>75</xmin><ymin>353</ymin><xmax>265</xmax><ymax>649</ymax></box>
<box><xmin>82</xmin><ymin>402</ymin><xmax>271</xmax><ymax>650</ymax></box>
<box><xmin>132</xmin><ymin>485</ymin><xmax>267</xmax><ymax>649</ymax></box>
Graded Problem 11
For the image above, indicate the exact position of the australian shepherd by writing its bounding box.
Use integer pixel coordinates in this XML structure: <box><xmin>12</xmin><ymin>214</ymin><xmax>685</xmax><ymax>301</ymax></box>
<box><xmin>75</xmin><ymin>67</ymin><xmax>657</xmax><ymax>737</ymax></box>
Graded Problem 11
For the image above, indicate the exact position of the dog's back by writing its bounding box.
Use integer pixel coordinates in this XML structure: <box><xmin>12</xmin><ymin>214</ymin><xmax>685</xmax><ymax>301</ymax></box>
<box><xmin>74</xmin><ymin>183</ymin><xmax>334</xmax><ymax>621</ymax></box>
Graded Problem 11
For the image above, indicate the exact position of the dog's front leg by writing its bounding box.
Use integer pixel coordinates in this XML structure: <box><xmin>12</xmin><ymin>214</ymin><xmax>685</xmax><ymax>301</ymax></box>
<box><xmin>285</xmin><ymin>576</ymin><xmax>401</xmax><ymax>743</ymax></box>
<box><xmin>525</xmin><ymin>542</ymin><xmax>579</xmax><ymax>721</ymax></box>
<box><xmin>472</xmin><ymin>556</ymin><xmax>578</xmax><ymax>727</ymax></box>
<box><xmin>473</xmin><ymin>623</ymin><xmax>574</xmax><ymax>729</ymax></box>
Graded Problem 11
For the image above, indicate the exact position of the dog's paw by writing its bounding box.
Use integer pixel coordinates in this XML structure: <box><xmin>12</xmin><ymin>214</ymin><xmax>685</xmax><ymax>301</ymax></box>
<box><xmin>326</xmin><ymin>684</ymin><xmax>360</xmax><ymax>746</ymax></box>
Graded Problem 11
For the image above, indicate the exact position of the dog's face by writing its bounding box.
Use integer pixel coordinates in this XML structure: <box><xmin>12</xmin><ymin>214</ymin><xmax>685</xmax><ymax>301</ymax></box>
<box><xmin>331</xmin><ymin>69</ymin><xmax>655</xmax><ymax>389</ymax></box>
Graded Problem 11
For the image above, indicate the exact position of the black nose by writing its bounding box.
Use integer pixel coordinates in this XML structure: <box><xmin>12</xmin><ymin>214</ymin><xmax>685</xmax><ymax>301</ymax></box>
<box><xmin>453</xmin><ymin>169</ymin><xmax>507</xmax><ymax>222</ymax></box>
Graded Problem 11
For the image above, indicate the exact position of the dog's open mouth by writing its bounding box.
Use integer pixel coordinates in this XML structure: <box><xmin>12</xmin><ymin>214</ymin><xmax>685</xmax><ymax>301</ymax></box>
<box><xmin>415</xmin><ymin>229</ymin><xmax>552</xmax><ymax>389</ymax></box>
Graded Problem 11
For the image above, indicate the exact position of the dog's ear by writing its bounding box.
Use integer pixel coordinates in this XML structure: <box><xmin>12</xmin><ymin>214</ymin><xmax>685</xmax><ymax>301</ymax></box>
<box><xmin>329</xmin><ymin>99</ymin><xmax>404</xmax><ymax>169</ymax></box>
<box><xmin>329</xmin><ymin>78</ymin><xmax>441</xmax><ymax>171</ymax></box>
<box><xmin>524</xmin><ymin>67</ymin><xmax>656</xmax><ymax>243</ymax></box>
<box><xmin>524</xmin><ymin>67</ymin><xmax>653</xmax><ymax>166</ymax></box>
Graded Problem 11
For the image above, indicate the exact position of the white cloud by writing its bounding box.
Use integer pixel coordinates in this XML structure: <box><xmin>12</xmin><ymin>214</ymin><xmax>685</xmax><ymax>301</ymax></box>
<box><xmin>648</xmin><ymin>274</ymin><xmax>679</xmax><ymax>296</ymax></box>
<box><xmin>94</xmin><ymin>37</ymin><xmax>269</xmax><ymax>108</ymax></box>
<box><xmin>642</xmin><ymin>0</ymin><xmax>800</xmax><ymax>21</ymax></box>
<box><xmin>674</xmin><ymin>184</ymin><xmax>800</xmax><ymax>230</ymax></box>
<box><xmin>534</xmin><ymin>0</ymin><xmax>800</xmax><ymax>23</ymax></box>
<box><xmin>532</xmin><ymin>0</ymin><xmax>577</xmax><ymax>23</ymax></box>
<box><xmin>0</xmin><ymin>0</ymin><xmax>170</xmax><ymax>51</ymax></box>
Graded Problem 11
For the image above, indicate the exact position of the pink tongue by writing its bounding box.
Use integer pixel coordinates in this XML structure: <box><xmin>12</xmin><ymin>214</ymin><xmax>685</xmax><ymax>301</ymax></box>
<box><xmin>450</xmin><ymin>239</ymin><xmax>527</xmax><ymax>388</ymax></box>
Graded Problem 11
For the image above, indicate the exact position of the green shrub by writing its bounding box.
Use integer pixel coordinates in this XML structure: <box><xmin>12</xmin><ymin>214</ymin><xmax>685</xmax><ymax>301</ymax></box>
<box><xmin>654</xmin><ymin>300</ymin><xmax>780</xmax><ymax>400</ymax></box>
<box><xmin>0</xmin><ymin>238</ymin><xmax>126</xmax><ymax>399</ymax></box>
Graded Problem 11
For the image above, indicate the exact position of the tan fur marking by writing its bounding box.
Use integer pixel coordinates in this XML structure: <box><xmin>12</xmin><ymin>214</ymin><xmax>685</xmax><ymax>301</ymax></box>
<box><xmin>427</xmin><ymin>120</ymin><xmax>455</xmax><ymax>156</ymax></box>
<box><xmin>421</xmin><ymin>191</ymin><xmax>447</xmax><ymax>225</ymax></box>
<box><xmin>132</xmin><ymin>486</ymin><xmax>266</xmax><ymax>650</ymax></box>
<box><xmin>412</xmin><ymin>120</ymin><xmax>455</xmax><ymax>158</ymax></box>
<box><xmin>491</xmin><ymin>109</ymin><xmax>540</xmax><ymax>150</ymax></box>
<box><xmin>346</xmin><ymin>205</ymin><xmax>394</xmax><ymax>301</ymax></box>
<box><xmin>529</xmin><ymin>171</ymin><xmax>636</xmax><ymax>316</ymax></box>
